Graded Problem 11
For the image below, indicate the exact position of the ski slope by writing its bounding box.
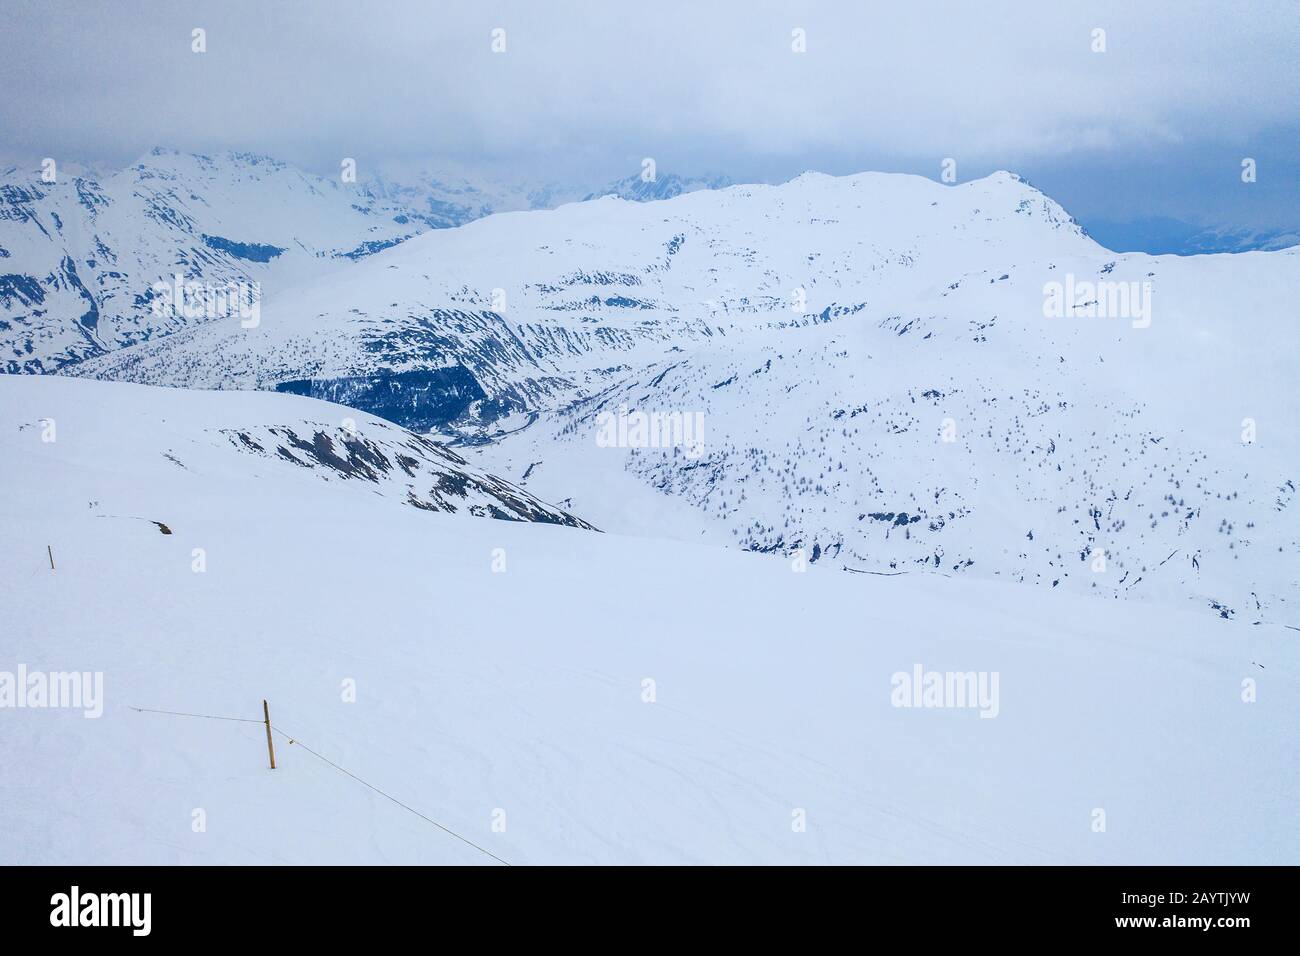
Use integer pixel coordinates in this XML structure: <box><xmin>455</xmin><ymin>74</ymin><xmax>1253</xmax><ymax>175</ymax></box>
<box><xmin>2</xmin><ymin>375</ymin><xmax>1296</xmax><ymax>864</ymax></box>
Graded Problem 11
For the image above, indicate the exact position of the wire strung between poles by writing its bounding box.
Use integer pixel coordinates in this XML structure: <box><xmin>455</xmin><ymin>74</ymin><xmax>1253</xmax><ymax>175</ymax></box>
<box><xmin>129</xmin><ymin>706</ymin><xmax>263</xmax><ymax>723</ymax></box>
<box><xmin>271</xmin><ymin>726</ymin><xmax>512</xmax><ymax>867</ymax></box>
<box><xmin>129</xmin><ymin>704</ymin><xmax>513</xmax><ymax>866</ymax></box>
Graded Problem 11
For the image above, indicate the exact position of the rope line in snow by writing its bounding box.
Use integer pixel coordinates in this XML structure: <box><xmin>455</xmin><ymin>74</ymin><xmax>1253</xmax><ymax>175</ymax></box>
<box><xmin>269</xmin><ymin>725</ymin><xmax>511</xmax><ymax>866</ymax></box>
<box><xmin>129</xmin><ymin>704</ymin><xmax>512</xmax><ymax>866</ymax></box>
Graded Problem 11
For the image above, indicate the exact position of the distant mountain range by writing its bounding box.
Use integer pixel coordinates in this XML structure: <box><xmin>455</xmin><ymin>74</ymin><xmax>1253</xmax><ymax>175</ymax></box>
<box><xmin>1084</xmin><ymin>215</ymin><xmax>1300</xmax><ymax>256</ymax></box>
<box><xmin>0</xmin><ymin>149</ymin><xmax>730</xmax><ymax>375</ymax></box>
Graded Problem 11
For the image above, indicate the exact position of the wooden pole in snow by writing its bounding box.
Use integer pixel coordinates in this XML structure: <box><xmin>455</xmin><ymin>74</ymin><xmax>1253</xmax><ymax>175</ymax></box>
<box><xmin>47</xmin><ymin>545</ymin><xmax>54</xmax><ymax>571</ymax></box>
<box><xmin>263</xmin><ymin>699</ymin><xmax>276</xmax><ymax>770</ymax></box>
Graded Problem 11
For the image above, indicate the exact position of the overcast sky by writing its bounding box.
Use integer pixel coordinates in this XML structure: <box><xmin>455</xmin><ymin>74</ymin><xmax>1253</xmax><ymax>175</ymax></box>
<box><xmin>3</xmin><ymin>0</ymin><xmax>1297</xmax><ymax>231</ymax></box>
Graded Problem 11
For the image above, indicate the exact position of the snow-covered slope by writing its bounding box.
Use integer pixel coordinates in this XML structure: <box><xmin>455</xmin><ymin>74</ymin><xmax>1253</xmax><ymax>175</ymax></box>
<box><xmin>66</xmin><ymin>169</ymin><xmax>1300</xmax><ymax>622</ymax></box>
<box><xmin>2</xmin><ymin>373</ymin><xmax>1296</xmax><ymax>864</ymax></box>
<box><xmin>475</xmin><ymin>245</ymin><xmax>1300</xmax><ymax>623</ymax></box>
<box><xmin>0</xmin><ymin>376</ymin><xmax>590</xmax><ymax>527</ymax></box>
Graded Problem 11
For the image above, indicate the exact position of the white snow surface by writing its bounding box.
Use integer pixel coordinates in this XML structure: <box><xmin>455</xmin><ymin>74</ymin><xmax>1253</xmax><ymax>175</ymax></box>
<box><xmin>2</xmin><ymin>375</ymin><xmax>1297</xmax><ymax>864</ymax></box>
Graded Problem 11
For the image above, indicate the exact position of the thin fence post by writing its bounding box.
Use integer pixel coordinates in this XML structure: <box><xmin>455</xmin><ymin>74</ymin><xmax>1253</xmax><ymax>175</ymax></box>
<box><xmin>263</xmin><ymin>699</ymin><xmax>276</xmax><ymax>770</ymax></box>
<box><xmin>47</xmin><ymin>545</ymin><xmax>55</xmax><ymax>571</ymax></box>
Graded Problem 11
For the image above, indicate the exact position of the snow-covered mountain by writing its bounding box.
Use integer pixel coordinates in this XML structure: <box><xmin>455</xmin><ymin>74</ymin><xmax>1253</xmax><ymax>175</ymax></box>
<box><xmin>359</xmin><ymin>166</ymin><xmax>559</xmax><ymax>227</ymax></box>
<box><xmin>61</xmin><ymin>169</ymin><xmax>1299</xmax><ymax>624</ymax></box>
<box><xmin>1182</xmin><ymin>223</ymin><xmax>1300</xmax><ymax>255</ymax></box>
<box><xmin>0</xmin><ymin>149</ymin><xmax>436</xmax><ymax>375</ymax></box>
<box><xmin>69</xmin><ymin>169</ymin><xmax>1094</xmax><ymax>411</ymax></box>
<box><xmin>581</xmin><ymin>171</ymin><xmax>732</xmax><ymax>203</ymax></box>
<box><xmin>3</xmin><ymin>373</ymin><xmax>1296</xmax><ymax>864</ymax></box>
<box><xmin>0</xmin><ymin>149</ymin><xmax>736</xmax><ymax>378</ymax></box>
<box><xmin>361</xmin><ymin>165</ymin><xmax>731</xmax><ymax>224</ymax></box>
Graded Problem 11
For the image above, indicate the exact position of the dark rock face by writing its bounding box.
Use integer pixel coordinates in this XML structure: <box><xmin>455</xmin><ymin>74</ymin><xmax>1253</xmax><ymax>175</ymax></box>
<box><xmin>199</xmin><ymin>234</ymin><xmax>285</xmax><ymax>263</ymax></box>
<box><xmin>221</xmin><ymin>422</ymin><xmax>596</xmax><ymax>530</ymax></box>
